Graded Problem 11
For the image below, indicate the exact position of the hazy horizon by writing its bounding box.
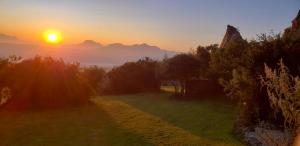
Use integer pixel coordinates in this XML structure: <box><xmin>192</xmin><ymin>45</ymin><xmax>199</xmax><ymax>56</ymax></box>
<box><xmin>0</xmin><ymin>37</ymin><xmax>179</xmax><ymax>66</ymax></box>
<box><xmin>0</xmin><ymin>0</ymin><xmax>299</xmax><ymax>51</ymax></box>
<box><xmin>1</xmin><ymin>1</ymin><xmax>300</xmax><ymax>145</ymax></box>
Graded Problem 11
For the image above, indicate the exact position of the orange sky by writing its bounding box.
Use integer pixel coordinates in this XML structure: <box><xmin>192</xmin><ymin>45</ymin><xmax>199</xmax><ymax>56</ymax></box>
<box><xmin>0</xmin><ymin>0</ymin><xmax>298</xmax><ymax>51</ymax></box>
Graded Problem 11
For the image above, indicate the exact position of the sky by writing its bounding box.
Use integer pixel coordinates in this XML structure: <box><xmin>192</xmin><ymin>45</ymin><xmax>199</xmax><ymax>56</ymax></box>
<box><xmin>0</xmin><ymin>0</ymin><xmax>299</xmax><ymax>51</ymax></box>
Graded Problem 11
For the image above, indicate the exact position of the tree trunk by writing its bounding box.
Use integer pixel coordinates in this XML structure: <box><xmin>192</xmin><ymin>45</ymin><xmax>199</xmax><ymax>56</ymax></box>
<box><xmin>180</xmin><ymin>80</ymin><xmax>185</xmax><ymax>97</ymax></box>
<box><xmin>171</xmin><ymin>80</ymin><xmax>179</xmax><ymax>97</ymax></box>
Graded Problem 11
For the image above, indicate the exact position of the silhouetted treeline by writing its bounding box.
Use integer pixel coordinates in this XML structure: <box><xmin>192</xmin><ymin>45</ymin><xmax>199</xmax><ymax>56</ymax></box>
<box><xmin>102</xmin><ymin>57</ymin><xmax>160</xmax><ymax>94</ymax></box>
<box><xmin>0</xmin><ymin>56</ymin><xmax>162</xmax><ymax>109</ymax></box>
<box><xmin>81</xmin><ymin>65</ymin><xmax>106</xmax><ymax>94</ymax></box>
<box><xmin>159</xmin><ymin>45</ymin><xmax>219</xmax><ymax>98</ymax></box>
<box><xmin>0</xmin><ymin>56</ymin><xmax>93</xmax><ymax>110</ymax></box>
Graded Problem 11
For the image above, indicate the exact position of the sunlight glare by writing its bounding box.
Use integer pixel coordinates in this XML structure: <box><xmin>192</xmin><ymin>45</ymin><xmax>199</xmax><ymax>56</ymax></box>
<box><xmin>43</xmin><ymin>29</ymin><xmax>62</xmax><ymax>44</ymax></box>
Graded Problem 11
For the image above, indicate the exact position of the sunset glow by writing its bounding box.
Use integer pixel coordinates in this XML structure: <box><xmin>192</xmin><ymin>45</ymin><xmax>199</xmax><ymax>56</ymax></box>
<box><xmin>43</xmin><ymin>29</ymin><xmax>62</xmax><ymax>44</ymax></box>
<box><xmin>0</xmin><ymin>1</ymin><xmax>297</xmax><ymax>51</ymax></box>
<box><xmin>0</xmin><ymin>1</ymin><xmax>299</xmax><ymax>145</ymax></box>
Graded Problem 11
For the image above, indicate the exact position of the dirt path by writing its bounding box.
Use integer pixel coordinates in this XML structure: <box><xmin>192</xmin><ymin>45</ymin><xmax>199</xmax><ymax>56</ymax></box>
<box><xmin>93</xmin><ymin>97</ymin><xmax>233</xmax><ymax>146</ymax></box>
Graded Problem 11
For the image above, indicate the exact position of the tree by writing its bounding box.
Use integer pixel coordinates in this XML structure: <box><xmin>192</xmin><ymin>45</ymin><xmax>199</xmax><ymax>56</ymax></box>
<box><xmin>164</xmin><ymin>54</ymin><xmax>201</xmax><ymax>96</ymax></box>
<box><xmin>212</xmin><ymin>32</ymin><xmax>300</xmax><ymax>135</ymax></box>
<box><xmin>195</xmin><ymin>45</ymin><xmax>211</xmax><ymax>77</ymax></box>
<box><xmin>103</xmin><ymin>57</ymin><xmax>160</xmax><ymax>94</ymax></box>
<box><xmin>2</xmin><ymin>56</ymin><xmax>92</xmax><ymax>109</ymax></box>
<box><xmin>209</xmin><ymin>40</ymin><xmax>248</xmax><ymax>81</ymax></box>
<box><xmin>82</xmin><ymin>66</ymin><xmax>106</xmax><ymax>94</ymax></box>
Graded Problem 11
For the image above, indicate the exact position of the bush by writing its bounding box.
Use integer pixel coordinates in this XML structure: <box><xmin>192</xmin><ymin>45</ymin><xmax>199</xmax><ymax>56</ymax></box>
<box><xmin>260</xmin><ymin>59</ymin><xmax>300</xmax><ymax>131</ymax></box>
<box><xmin>81</xmin><ymin>66</ymin><xmax>106</xmax><ymax>94</ymax></box>
<box><xmin>103</xmin><ymin>57</ymin><xmax>160</xmax><ymax>94</ymax></box>
<box><xmin>2</xmin><ymin>56</ymin><xmax>92</xmax><ymax>110</ymax></box>
<box><xmin>0</xmin><ymin>87</ymin><xmax>11</xmax><ymax>105</ymax></box>
<box><xmin>163</xmin><ymin>54</ymin><xmax>201</xmax><ymax>97</ymax></box>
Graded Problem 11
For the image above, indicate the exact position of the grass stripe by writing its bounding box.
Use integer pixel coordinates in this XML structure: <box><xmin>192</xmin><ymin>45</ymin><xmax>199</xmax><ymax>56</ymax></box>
<box><xmin>93</xmin><ymin>97</ymin><xmax>233</xmax><ymax>146</ymax></box>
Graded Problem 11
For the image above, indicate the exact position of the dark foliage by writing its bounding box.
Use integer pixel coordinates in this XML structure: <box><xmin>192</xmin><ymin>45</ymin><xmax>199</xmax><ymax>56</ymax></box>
<box><xmin>0</xmin><ymin>56</ymin><xmax>92</xmax><ymax>110</ymax></box>
<box><xmin>185</xmin><ymin>79</ymin><xmax>223</xmax><ymax>98</ymax></box>
<box><xmin>163</xmin><ymin>54</ymin><xmax>201</xmax><ymax>96</ymax></box>
<box><xmin>81</xmin><ymin>66</ymin><xmax>106</xmax><ymax>94</ymax></box>
<box><xmin>196</xmin><ymin>46</ymin><xmax>211</xmax><ymax>71</ymax></box>
<box><xmin>209</xmin><ymin>31</ymin><xmax>300</xmax><ymax>135</ymax></box>
<box><xmin>103</xmin><ymin>57</ymin><xmax>160</xmax><ymax>94</ymax></box>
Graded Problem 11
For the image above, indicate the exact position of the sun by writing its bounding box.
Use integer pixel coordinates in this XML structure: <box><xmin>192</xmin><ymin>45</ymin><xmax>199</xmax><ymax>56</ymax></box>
<box><xmin>43</xmin><ymin>29</ymin><xmax>62</xmax><ymax>44</ymax></box>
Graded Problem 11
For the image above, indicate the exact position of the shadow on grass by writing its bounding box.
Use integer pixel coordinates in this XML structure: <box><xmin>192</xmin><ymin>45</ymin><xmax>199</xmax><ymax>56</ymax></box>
<box><xmin>96</xmin><ymin>92</ymin><xmax>243</xmax><ymax>145</ymax></box>
<box><xmin>0</xmin><ymin>105</ymin><xmax>152</xmax><ymax>146</ymax></box>
<box><xmin>93</xmin><ymin>96</ymin><xmax>236</xmax><ymax>146</ymax></box>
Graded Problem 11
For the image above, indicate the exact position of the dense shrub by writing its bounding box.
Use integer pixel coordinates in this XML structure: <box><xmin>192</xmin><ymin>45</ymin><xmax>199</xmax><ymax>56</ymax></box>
<box><xmin>195</xmin><ymin>45</ymin><xmax>213</xmax><ymax>77</ymax></box>
<box><xmin>103</xmin><ymin>57</ymin><xmax>160</xmax><ymax>94</ymax></box>
<box><xmin>1</xmin><ymin>56</ymin><xmax>92</xmax><ymax>110</ymax></box>
<box><xmin>205</xmin><ymin>29</ymin><xmax>300</xmax><ymax>145</ymax></box>
<box><xmin>260</xmin><ymin>60</ymin><xmax>300</xmax><ymax>131</ymax></box>
<box><xmin>0</xmin><ymin>87</ymin><xmax>11</xmax><ymax>105</ymax></box>
<box><xmin>162</xmin><ymin>54</ymin><xmax>201</xmax><ymax>97</ymax></box>
<box><xmin>185</xmin><ymin>79</ymin><xmax>223</xmax><ymax>98</ymax></box>
<box><xmin>209</xmin><ymin>40</ymin><xmax>248</xmax><ymax>81</ymax></box>
<box><xmin>81</xmin><ymin>66</ymin><xmax>106</xmax><ymax>94</ymax></box>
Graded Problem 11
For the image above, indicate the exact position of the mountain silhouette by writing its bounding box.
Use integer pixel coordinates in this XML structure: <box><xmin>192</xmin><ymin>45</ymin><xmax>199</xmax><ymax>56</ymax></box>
<box><xmin>0</xmin><ymin>38</ymin><xmax>178</xmax><ymax>66</ymax></box>
<box><xmin>0</xmin><ymin>34</ymin><xmax>19</xmax><ymax>43</ymax></box>
<box><xmin>80</xmin><ymin>40</ymin><xmax>103</xmax><ymax>47</ymax></box>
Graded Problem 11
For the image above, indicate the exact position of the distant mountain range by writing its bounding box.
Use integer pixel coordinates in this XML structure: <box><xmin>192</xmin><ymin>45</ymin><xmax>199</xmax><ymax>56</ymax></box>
<box><xmin>0</xmin><ymin>34</ymin><xmax>19</xmax><ymax>43</ymax></box>
<box><xmin>0</xmin><ymin>35</ymin><xmax>179</xmax><ymax>66</ymax></box>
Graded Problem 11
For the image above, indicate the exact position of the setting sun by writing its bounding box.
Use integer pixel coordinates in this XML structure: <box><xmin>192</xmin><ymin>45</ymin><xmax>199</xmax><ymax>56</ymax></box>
<box><xmin>43</xmin><ymin>29</ymin><xmax>62</xmax><ymax>44</ymax></box>
<box><xmin>0</xmin><ymin>1</ymin><xmax>299</xmax><ymax>145</ymax></box>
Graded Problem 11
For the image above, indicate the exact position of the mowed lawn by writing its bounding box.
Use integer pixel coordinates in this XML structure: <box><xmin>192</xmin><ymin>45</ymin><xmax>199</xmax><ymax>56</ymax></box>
<box><xmin>0</xmin><ymin>90</ymin><xmax>243</xmax><ymax>146</ymax></box>
<box><xmin>97</xmin><ymin>91</ymin><xmax>243</xmax><ymax>146</ymax></box>
<box><xmin>0</xmin><ymin>106</ymin><xmax>152</xmax><ymax>146</ymax></box>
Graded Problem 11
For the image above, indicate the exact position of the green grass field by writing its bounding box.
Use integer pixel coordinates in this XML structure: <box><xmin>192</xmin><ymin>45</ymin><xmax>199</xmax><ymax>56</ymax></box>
<box><xmin>0</xmin><ymin>106</ymin><xmax>151</xmax><ymax>146</ymax></box>
<box><xmin>0</xmin><ymin>90</ymin><xmax>243</xmax><ymax>146</ymax></box>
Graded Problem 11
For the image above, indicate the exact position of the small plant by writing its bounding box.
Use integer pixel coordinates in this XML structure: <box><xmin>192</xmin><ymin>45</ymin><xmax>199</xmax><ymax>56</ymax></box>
<box><xmin>0</xmin><ymin>87</ymin><xmax>11</xmax><ymax>105</ymax></box>
<box><xmin>260</xmin><ymin>59</ymin><xmax>300</xmax><ymax>130</ymax></box>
